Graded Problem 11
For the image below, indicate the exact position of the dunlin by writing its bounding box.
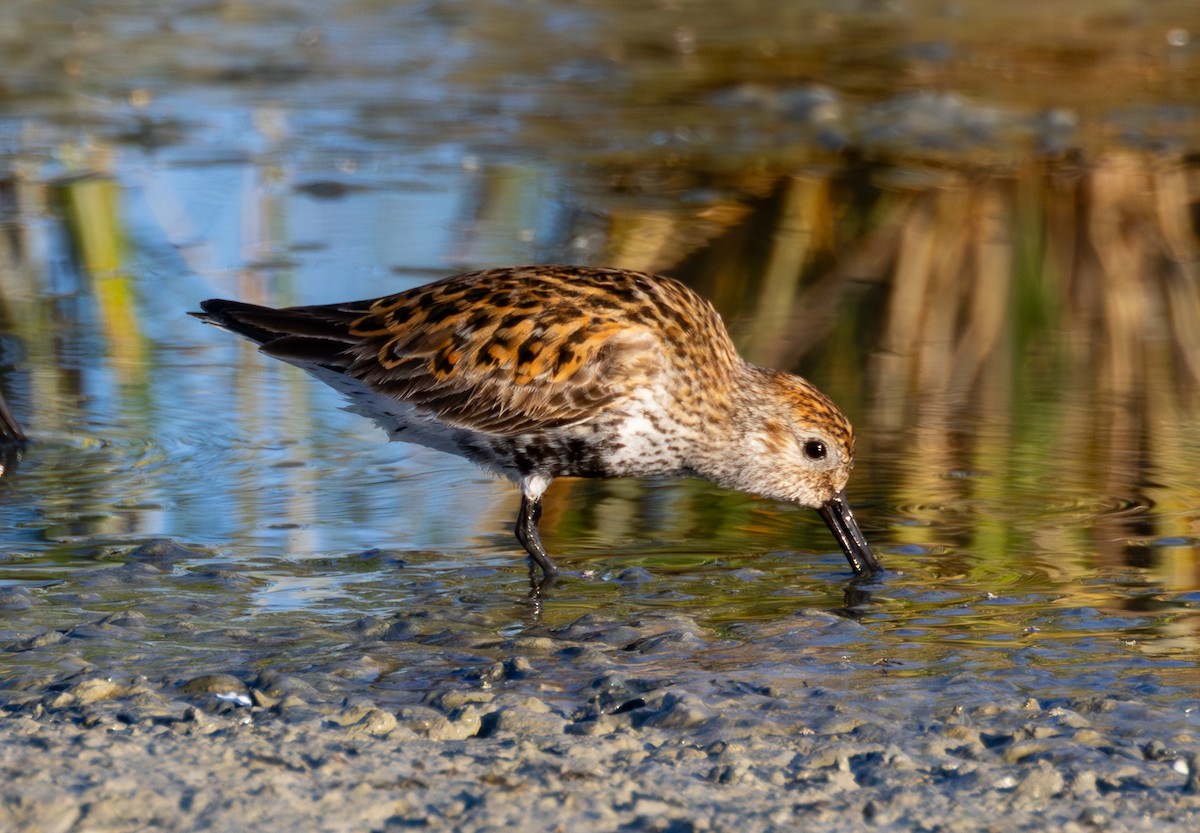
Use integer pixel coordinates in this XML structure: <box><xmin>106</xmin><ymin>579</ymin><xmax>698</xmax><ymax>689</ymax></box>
<box><xmin>193</xmin><ymin>265</ymin><xmax>879</xmax><ymax>584</ymax></box>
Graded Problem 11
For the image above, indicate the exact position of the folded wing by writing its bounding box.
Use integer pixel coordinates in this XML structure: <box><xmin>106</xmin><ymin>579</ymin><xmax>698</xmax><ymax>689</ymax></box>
<box><xmin>193</xmin><ymin>270</ymin><xmax>664</xmax><ymax>437</ymax></box>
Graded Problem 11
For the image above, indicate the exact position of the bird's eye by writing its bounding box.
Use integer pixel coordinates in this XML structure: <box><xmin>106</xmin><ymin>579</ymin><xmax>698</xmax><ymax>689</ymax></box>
<box><xmin>803</xmin><ymin>439</ymin><xmax>827</xmax><ymax>461</ymax></box>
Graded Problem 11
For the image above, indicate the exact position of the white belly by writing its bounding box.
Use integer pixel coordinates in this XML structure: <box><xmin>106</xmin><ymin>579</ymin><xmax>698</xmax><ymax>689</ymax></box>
<box><xmin>598</xmin><ymin>387</ymin><xmax>693</xmax><ymax>477</ymax></box>
<box><xmin>304</xmin><ymin>364</ymin><xmax>476</xmax><ymax>462</ymax></box>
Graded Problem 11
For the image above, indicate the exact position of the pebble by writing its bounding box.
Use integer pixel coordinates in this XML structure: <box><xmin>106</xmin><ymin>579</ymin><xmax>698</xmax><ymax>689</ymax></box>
<box><xmin>12</xmin><ymin>630</ymin><xmax>66</xmax><ymax>651</ymax></box>
<box><xmin>479</xmin><ymin>705</ymin><xmax>567</xmax><ymax>738</ymax></box>
<box><xmin>501</xmin><ymin>636</ymin><xmax>558</xmax><ymax>654</ymax></box>
<box><xmin>338</xmin><ymin>708</ymin><xmax>398</xmax><ymax>737</ymax></box>
<box><xmin>78</xmin><ymin>562</ymin><xmax>164</xmax><ymax>588</ymax></box>
<box><xmin>425</xmin><ymin>690</ymin><xmax>496</xmax><ymax>711</ymax></box>
<box><xmin>350</xmin><ymin>616</ymin><xmax>391</xmax><ymax>640</ymax></box>
<box><xmin>70</xmin><ymin>677</ymin><xmax>129</xmax><ymax>705</ymax></box>
<box><xmin>638</xmin><ymin>691</ymin><xmax>714</xmax><ymax>730</ymax></box>
<box><xmin>181</xmin><ymin>674</ymin><xmax>248</xmax><ymax>697</ymax></box>
<box><xmin>1013</xmin><ymin>762</ymin><xmax>1066</xmax><ymax>803</ymax></box>
<box><xmin>398</xmin><ymin>705</ymin><xmax>479</xmax><ymax>741</ymax></box>
<box><xmin>126</xmin><ymin>539</ymin><xmax>204</xmax><ymax>564</ymax></box>
<box><xmin>254</xmin><ymin>671</ymin><xmax>320</xmax><ymax>700</ymax></box>
<box><xmin>0</xmin><ymin>588</ymin><xmax>34</xmax><ymax>612</ymax></box>
<box><xmin>1004</xmin><ymin>738</ymin><xmax>1062</xmax><ymax>764</ymax></box>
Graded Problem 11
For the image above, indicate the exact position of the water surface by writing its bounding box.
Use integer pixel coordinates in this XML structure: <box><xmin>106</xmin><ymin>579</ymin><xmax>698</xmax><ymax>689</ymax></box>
<box><xmin>0</xmin><ymin>0</ymin><xmax>1198</xmax><ymax>717</ymax></box>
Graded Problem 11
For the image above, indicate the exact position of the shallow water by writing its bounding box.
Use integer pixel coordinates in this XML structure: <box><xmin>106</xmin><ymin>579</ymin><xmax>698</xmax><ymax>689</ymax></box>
<box><xmin>0</xmin><ymin>0</ymin><xmax>1198</xmax><ymax>730</ymax></box>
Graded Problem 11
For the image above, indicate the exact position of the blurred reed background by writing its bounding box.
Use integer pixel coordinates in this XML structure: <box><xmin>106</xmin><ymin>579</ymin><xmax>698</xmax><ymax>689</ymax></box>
<box><xmin>525</xmin><ymin>149</ymin><xmax>1200</xmax><ymax>596</ymax></box>
<box><xmin>0</xmin><ymin>0</ymin><xmax>1197</xmax><ymax>605</ymax></box>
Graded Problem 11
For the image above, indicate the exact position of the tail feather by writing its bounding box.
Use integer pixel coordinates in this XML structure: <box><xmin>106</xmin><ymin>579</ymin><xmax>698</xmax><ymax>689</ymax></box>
<box><xmin>191</xmin><ymin>298</ymin><xmax>370</xmax><ymax>368</ymax></box>
<box><xmin>192</xmin><ymin>299</ymin><xmax>285</xmax><ymax>344</ymax></box>
<box><xmin>193</xmin><ymin>298</ymin><xmax>364</xmax><ymax>342</ymax></box>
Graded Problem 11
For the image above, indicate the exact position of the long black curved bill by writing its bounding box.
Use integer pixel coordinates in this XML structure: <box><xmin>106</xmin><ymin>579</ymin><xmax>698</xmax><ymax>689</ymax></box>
<box><xmin>816</xmin><ymin>491</ymin><xmax>881</xmax><ymax>577</ymax></box>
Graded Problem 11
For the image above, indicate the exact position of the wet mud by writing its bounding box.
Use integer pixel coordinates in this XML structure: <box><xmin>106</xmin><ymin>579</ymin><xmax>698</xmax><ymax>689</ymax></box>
<box><xmin>2</xmin><ymin>541</ymin><xmax>1197</xmax><ymax>832</ymax></box>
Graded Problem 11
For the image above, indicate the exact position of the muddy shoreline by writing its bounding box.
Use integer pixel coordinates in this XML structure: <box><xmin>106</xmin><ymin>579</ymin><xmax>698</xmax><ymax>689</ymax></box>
<box><xmin>3</xmin><ymin>585</ymin><xmax>1197</xmax><ymax>832</ymax></box>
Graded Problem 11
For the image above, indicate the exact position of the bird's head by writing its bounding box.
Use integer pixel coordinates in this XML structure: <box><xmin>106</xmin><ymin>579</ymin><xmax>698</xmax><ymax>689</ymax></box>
<box><xmin>709</xmin><ymin>368</ymin><xmax>881</xmax><ymax>577</ymax></box>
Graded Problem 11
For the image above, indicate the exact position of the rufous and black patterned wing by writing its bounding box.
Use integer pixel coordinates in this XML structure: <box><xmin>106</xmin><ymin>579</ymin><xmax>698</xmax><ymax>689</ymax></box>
<box><xmin>338</xmin><ymin>271</ymin><xmax>663</xmax><ymax>436</ymax></box>
<box><xmin>197</xmin><ymin>269</ymin><xmax>666</xmax><ymax>437</ymax></box>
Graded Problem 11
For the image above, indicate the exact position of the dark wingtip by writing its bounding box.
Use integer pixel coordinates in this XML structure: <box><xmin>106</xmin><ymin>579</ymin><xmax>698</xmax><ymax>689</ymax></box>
<box><xmin>188</xmin><ymin>305</ymin><xmax>215</xmax><ymax>324</ymax></box>
<box><xmin>191</xmin><ymin>298</ymin><xmax>363</xmax><ymax>352</ymax></box>
<box><xmin>189</xmin><ymin>299</ymin><xmax>282</xmax><ymax>344</ymax></box>
<box><xmin>193</xmin><ymin>298</ymin><xmax>252</xmax><ymax>321</ymax></box>
<box><xmin>190</xmin><ymin>298</ymin><xmax>241</xmax><ymax>323</ymax></box>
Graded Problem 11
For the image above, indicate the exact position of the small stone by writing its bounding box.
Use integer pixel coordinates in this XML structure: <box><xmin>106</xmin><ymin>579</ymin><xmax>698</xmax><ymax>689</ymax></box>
<box><xmin>71</xmin><ymin>677</ymin><xmax>128</xmax><ymax>705</ymax></box>
<box><xmin>334</xmin><ymin>696</ymin><xmax>380</xmax><ymax>722</ymax></box>
<box><xmin>1142</xmin><ymin>739</ymin><xmax>1172</xmax><ymax>761</ymax></box>
<box><xmin>0</xmin><ymin>588</ymin><xmax>34</xmax><ymax>611</ymax></box>
<box><xmin>424</xmin><ymin>690</ymin><xmax>495</xmax><ymax>711</ymax></box>
<box><xmin>565</xmin><ymin>714</ymin><xmax>622</xmax><ymax>736</ymax></box>
<box><xmin>1013</xmin><ymin>762</ymin><xmax>1064</xmax><ymax>803</ymax></box>
<box><xmin>181</xmin><ymin>674</ymin><xmax>248</xmax><ymax>697</ymax></box>
<box><xmin>1047</xmin><ymin>707</ymin><xmax>1092</xmax><ymax>729</ymax></box>
<box><xmin>254</xmin><ymin>671</ymin><xmax>319</xmax><ymax>699</ymax></box>
<box><xmin>79</xmin><ymin>562</ymin><xmax>163</xmax><ymax>587</ymax></box>
<box><xmin>630</xmin><ymin>797</ymin><xmax>676</xmax><ymax>817</ymax></box>
<box><xmin>12</xmin><ymin>630</ymin><xmax>66</xmax><ymax>651</ymax></box>
<box><xmin>1003</xmin><ymin>739</ymin><xmax>1058</xmax><ymax>764</ymax></box>
<box><xmin>615</xmin><ymin>566</ymin><xmax>654</xmax><ymax>583</ymax></box>
<box><xmin>274</xmin><ymin>694</ymin><xmax>314</xmax><ymax>714</ymax></box>
<box><xmin>478</xmin><ymin>706</ymin><xmax>566</xmax><ymax>738</ymax></box>
<box><xmin>361</xmin><ymin>709</ymin><xmax>399</xmax><ymax>735</ymax></box>
<box><xmin>473</xmin><ymin>657</ymin><xmax>533</xmax><ymax>683</ymax></box>
<box><xmin>98</xmin><ymin>610</ymin><xmax>147</xmax><ymax>628</ymax></box>
<box><xmin>493</xmin><ymin>694</ymin><xmax>552</xmax><ymax>714</ymax></box>
<box><xmin>337</xmin><ymin>707</ymin><xmax>398</xmax><ymax>737</ymax></box>
<box><xmin>501</xmin><ymin>636</ymin><xmax>557</xmax><ymax>654</ymax></box>
<box><xmin>127</xmin><ymin>539</ymin><xmax>203</xmax><ymax>564</ymax></box>
<box><xmin>444</xmin><ymin>705</ymin><xmax>485</xmax><ymax>738</ymax></box>
<box><xmin>639</xmin><ymin>691</ymin><xmax>712</xmax><ymax>730</ymax></box>
<box><xmin>705</xmin><ymin>763</ymin><xmax>746</xmax><ymax>785</ymax></box>
<box><xmin>1069</xmin><ymin>770</ymin><xmax>1099</xmax><ymax>797</ymax></box>
<box><xmin>398</xmin><ymin>705</ymin><xmax>476</xmax><ymax>741</ymax></box>
<box><xmin>43</xmin><ymin>692</ymin><xmax>76</xmax><ymax>710</ymax></box>
<box><xmin>350</xmin><ymin>616</ymin><xmax>390</xmax><ymax>639</ymax></box>
<box><xmin>250</xmin><ymin>688</ymin><xmax>279</xmax><ymax>709</ymax></box>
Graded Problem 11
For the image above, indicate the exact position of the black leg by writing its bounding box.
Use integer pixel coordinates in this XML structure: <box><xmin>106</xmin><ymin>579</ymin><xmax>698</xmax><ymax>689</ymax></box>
<box><xmin>514</xmin><ymin>493</ymin><xmax>559</xmax><ymax>582</ymax></box>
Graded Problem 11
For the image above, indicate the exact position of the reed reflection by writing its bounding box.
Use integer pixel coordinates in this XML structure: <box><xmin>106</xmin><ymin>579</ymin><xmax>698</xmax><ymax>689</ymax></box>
<box><xmin>0</xmin><ymin>112</ymin><xmax>1196</xmax><ymax>617</ymax></box>
<box><xmin>598</xmin><ymin>152</ymin><xmax>1200</xmax><ymax>594</ymax></box>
